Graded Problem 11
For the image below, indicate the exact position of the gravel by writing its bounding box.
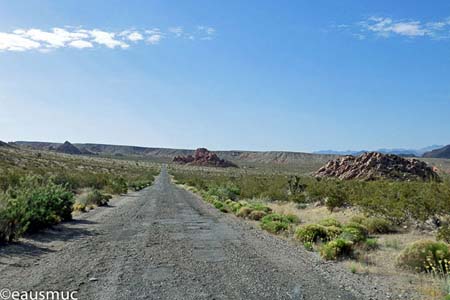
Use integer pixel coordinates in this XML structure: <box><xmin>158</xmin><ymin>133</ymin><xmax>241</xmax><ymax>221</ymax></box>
<box><xmin>0</xmin><ymin>167</ymin><xmax>406</xmax><ymax>299</ymax></box>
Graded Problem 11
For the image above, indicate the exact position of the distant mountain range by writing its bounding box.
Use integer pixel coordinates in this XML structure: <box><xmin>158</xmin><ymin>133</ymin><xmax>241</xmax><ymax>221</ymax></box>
<box><xmin>423</xmin><ymin>145</ymin><xmax>450</xmax><ymax>159</ymax></box>
<box><xmin>10</xmin><ymin>141</ymin><xmax>338</xmax><ymax>172</ymax></box>
<box><xmin>314</xmin><ymin>145</ymin><xmax>444</xmax><ymax>157</ymax></box>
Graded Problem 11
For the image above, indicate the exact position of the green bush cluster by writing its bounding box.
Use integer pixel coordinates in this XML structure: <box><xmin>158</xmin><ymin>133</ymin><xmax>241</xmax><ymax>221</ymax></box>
<box><xmin>296</xmin><ymin>218</ymin><xmax>375</xmax><ymax>260</ymax></box>
<box><xmin>398</xmin><ymin>240</ymin><xmax>450</xmax><ymax>273</ymax></box>
<box><xmin>0</xmin><ymin>175</ymin><xmax>74</xmax><ymax>243</ymax></box>
<box><xmin>260</xmin><ymin>213</ymin><xmax>298</xmax><ymax>234</ymax></box>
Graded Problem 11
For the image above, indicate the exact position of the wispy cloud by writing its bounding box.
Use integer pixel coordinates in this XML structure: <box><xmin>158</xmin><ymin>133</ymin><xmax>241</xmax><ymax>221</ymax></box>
<box><xmin>338</xmin><ymin>16</ymin><xmax>450</xmax><ymax>40</ymax></box>
<box><xmin>0</xmin><ymin>26</ymin><xmax>216</xmax><ymax>52</ymax></box>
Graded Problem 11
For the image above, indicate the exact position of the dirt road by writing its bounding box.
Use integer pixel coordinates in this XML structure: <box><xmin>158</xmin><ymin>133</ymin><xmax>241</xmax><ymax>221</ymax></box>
<box><xmin>0</xmin><ymin>167</ymin><xmax>363</xmax><ymax>300</ymax></box>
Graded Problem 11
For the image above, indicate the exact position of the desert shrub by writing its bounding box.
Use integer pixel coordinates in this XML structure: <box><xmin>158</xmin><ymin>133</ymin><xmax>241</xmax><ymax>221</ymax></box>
<box><xmin>362</xmin><ymin>238</ymin><xmax>379</xmax><ymax>251</ymax></box>
<box><xmin>349</xmin><ymin>215</ymin><xmax>367</xmax><ymax>224</ymax></box>
<box><xmin>319</xmin><ymin>218</ymin><xmax>342</xmax><ymax>227</ymax></box>
<box><xmin>340</xmin><ymin>223</ymin><xmax>368</xmax><ymax>243</ymax></box>
<box><xmin>0</xmin><ymin>195</ymin><xmax>16</xmax><ymax>243</ymax></box>
<box><xmin>249</xmin><ymin>203</ymin><xmax>272</xmax><ymax>213</ymax></box>
<box><xmin>213</xmin><ymin>200</ymin><xmax>224</xmax><ymax>210</ymax></box>
<box><xmin>320</xmin><ymin>238</ymin><xmax>354</xmax><ymax>260</ymax></box>
<box><xmin>207</xmin><ymin>184</ymin><xmax>240</xmax><ymax>201</ymax></box>
<box><xmin>225</xmin><ymin>199</ymin><xmax>234</xmax><ymax>206</ymax></box>
<box><xmin>72</xmin><ymin>202</ymin><xmax>86</xmax><ymax>212</ymax></box>
<box><xmin>106</xmin><ymin>177</ymin><xmax>128</xmax><ymax>194</ymax></box>
<box><xmin>85</xmin><ymin>189</ymin><xmax>112</xmax><ymax>206</ymax></box>
<box><xmin>398</xmin><ymin>240</ymin><xmax>450</xmax><ymax>273</ymax></box>
<box><xmin>248</xmin><ymin>210</ymin><xmax>267</xmax><ymax>221</ymax></box>
<box><xmin>285</xmin><ymin>214</ymin><xmax>300</xmax><ymax>224</ymax></box>
<box><xmin>295</xmin><ymin>224</ymin><xmax>330</xmax><ymax>243</ymax></box>
<box><xmin>325</xmin><ymin>225</ymin><xmax>343</xmax><ymax>240</ymax></box>
<box><xmin>437</xmin><ymin>224</ymin><xmax>450</xmax><ymax>244</ymax></box>
<box><xmin>6</xmin><ymin>176</ymin><xmax>74</xmax><ymax>234</ymax></box>
<box><xmin>230</xmin><ymin>202</ymin><xmax>243</xmax><ymax>212</ymax></box>
<box><xmin>363</xmin><ymin>217</ymin><xmax>394</xmax><ymax>234</ymax></box>
<box><xmin>236</xmin><ymin>206</ymin><xmax>253</xmax><ymax>218</ymax></box>
<box><xmin>260</xmin><ymin>213</ymin><xmax>294</xmax><ymax>233</ymax></box>
<box><xmin>129</xmin><ymin>180</ymin><xmax>151</xmax><ymax>191</ymax></box>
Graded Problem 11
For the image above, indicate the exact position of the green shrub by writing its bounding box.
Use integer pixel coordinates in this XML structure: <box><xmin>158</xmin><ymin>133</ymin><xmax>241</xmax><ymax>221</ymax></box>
<box><xmin>319</xmin><ymin>218</ymin><xmax>342</xmax><ymax>227</ymax></box>
<box><xmin>398</xmin><ymin>240</ymin><xmax>450</xmax><ymax>273</ymax></box>
<box><xmin>106</xmin><ymin>177</ymin><xmax>128</xmax><ymax>194</ymax></box>
<box><xmin>213</xmin><ymin>200</ymin><xmax>224</xmax><ymax>210</ymax></box>
<box><xmin>236</xmin><ymin>206</ymin><xmax>253</xmax><ymax>218</ymax></box>
<box><xmin>6</xmin><ymin>176</ymin><xmax>74</xmax><ymax>235</ymax></box>
<box><xmin>349</xmin><ymin>215</ymin><xmax>367</xmax><ymax>224</ymax></box>
<box><xmin>437</xmin><ymin>224</ymin><xmax>450</xmax><ymax>244</ymax></box>
<box><xmin>340</xmin><ymin>223</ymin><xmax>369</xmax><ymax>242</ymax></box>
<box><xmin>363</xmin><ymin>217</ymin><xmax>393</xmax><ymax>234</ymax></box>
<box><xmin>325</xmin><ymin>225</ymin><xmax>343</xmax><ymax>239</ymax></box>
<box><xmin>0</xmin><ymin>195</ymin><xmax>16</xmax><ymax>243</ymax></box>
<box><xmin>248</xmin><ymin>210</ymin><xmax>267</xmax><ymax>221</ymax></box>
<box><xmin>260</xmin><ymin>213</ymin><xmax>294</xmax><ymax>233</ymax></box>
<box><xmin>285</xmin><ymin>214</ymin><xmax>300</xmax><ymax>224</ymax></box>
<box><xmin>85</xmin><ymin>190</ymin><xmax>112</xmax><ymax>206</ymax></box>
<box><xmin>295</xmin><ymin>224</ymin><xmax>329</xmax><ymax>243</ymax></box>
<box><xmin>362</xmin><ymin>238</ymin><xmax>379</xmax><ymax>251</ymax></box>
<box><xmin>321</xmin><ymin>238</ymin><xmax>354</xmax><ymax>260</ymax></box>
<box><xmin>303</xmin><ymin>241</ymin><xmax>314</xmax><ymax>251</ymax></box>
<box><xmin>249</xmin><ymin>203</ymin><xmax>272</xmax><ymax>213</ymax></box>
<box><xmin>231</xmin><ymin>202</ymin><xmax>243</xmax><ymax>212</ymax></box>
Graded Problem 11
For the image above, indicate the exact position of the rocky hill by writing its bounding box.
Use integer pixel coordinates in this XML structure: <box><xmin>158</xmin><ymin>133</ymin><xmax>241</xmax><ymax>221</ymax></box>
<box><xmin>423</xmin><ymin>145</ymin><xmax>450</xmax><ymax>159</ymax></box>
<box><xmin>56</xmin><ymin>141</ymin><xmax>83</xmax><ymax>155</ymax></box>
<box><xmin>0</xmin><ymin>141</ymin><xmax>12</xmax><ymax>148</ymax></box>
<box><xmin>173</xmin><ymin>148</ymin><xmax>237</xmax><ymax>168</ymax></box>
<box><xmin>315</xmin><ymin>152</ymin><xmax>440</xmax><ymax>181</ymax></box>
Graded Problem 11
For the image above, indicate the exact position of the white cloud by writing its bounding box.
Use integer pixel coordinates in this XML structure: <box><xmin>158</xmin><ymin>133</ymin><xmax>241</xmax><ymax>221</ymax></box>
<box><xmin>147</xmin><ymin>34</ymin><xmax>162</xmax><ymax>44</ymax></box>
<box><xmin>197</xmin><ymin>26</ymin><xmax>216</xmax><ymax>40</ymax></box>
<box><xmin>127</xmin><ymin>31</ymin><xmax>143</xmax><ymax>42</ymax></box>
<box><xmin>89</xmin><ymin>30</ymin><xmax>129</xmax><ymax>49</ymax></box>
<box><xmin>355</xmin><ymin>16</ymin><xmax>450</xmax><ymax>39</ymax></box>
<box><xmin>69</xmin><ymin>40</ymin><xmax>93</xmax><ymax>49</ymax></box>
<box><xmin>0</xmin><ymin>32</ymin><xmax>40</xmax><ymax>51</ymax></box>
<box><xmin>169</xmin><ymin>27</ymin><xmax>184</xmax><ymax>37</ymax></box>
<box><xmin>0</xmin><ymin>25</ymin><xmax>216</xmax><ymax>52</ymax></box>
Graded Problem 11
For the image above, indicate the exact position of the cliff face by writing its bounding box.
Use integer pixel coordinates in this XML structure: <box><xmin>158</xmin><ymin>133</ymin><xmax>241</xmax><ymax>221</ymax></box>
<box><xmin>315</xmin><ymin>152</ymin><xmax>440</xmax><ymax>181</ymax></box>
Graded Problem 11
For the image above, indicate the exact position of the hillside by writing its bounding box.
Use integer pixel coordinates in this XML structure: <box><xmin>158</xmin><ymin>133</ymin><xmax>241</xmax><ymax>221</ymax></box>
<box><xmin>13</xmin><ymin>141</ymin><xmax>337</xmax><ymax>172</ymax></box>
<box><xmin>423</xmin><ymin>144</ymin><xmax>450</xmax><ymax>159</ymax></box>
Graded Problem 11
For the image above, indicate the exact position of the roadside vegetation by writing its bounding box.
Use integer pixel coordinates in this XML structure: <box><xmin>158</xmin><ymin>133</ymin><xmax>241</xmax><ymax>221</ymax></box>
<box><xmin>171</xmin><ymin>166</ymin><xmax>450</xmax><ymax>299</ymax></box>
<box><xmin>0</xmin><ymin>147</ymin><xmax>159</xmax><ymax>244</ymax></box>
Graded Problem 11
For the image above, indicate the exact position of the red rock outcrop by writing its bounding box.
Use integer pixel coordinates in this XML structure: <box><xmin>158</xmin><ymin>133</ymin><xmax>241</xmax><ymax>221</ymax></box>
<box><xmin>173</xmin><ymin>148</ymin><xmax>237</xmax><ymax>168</ymax></box>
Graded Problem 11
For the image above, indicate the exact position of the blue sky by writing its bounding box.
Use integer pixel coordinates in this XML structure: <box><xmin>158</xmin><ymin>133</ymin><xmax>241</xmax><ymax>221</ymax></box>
<box><xmin>1</xmin><ymin>1</ymin><xmax>449</xmax><ymax>152</ymax></box>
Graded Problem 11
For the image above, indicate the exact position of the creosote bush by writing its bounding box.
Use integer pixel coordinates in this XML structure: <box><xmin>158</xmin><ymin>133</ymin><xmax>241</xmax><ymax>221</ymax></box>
<box><xmin>321</xmin><ymin>238</ymin><xmax>353</xmax><ymax>260</ymax></box>
<box><xmin>260</xmin><ymin>213</ymin><xmax>297</xmax><ymax>234</ymax></box>
<box><xmin>398</xmin><ymin>240</ymin><xmax>450</xmax><ymax>273</ymax></box>
<box><xmin>295</xmin><ymin>224</ymin><xmax>330</xmax><ymax>243</ymax></box>
<box><xmin>0</xmin><ymin>176</ymin><xmax>74</xmax><ymax>240</ymax></box>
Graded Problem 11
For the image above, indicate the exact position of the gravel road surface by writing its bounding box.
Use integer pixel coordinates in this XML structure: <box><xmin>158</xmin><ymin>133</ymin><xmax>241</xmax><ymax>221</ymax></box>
<box><xmin>0</xmin><ymin>167</ymin><xmax>379</xmax><ymax>300</ymax></box>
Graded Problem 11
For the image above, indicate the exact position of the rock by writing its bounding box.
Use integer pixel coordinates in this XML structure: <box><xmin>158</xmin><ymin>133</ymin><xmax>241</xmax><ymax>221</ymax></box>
<box><xmin>315</xmin><ymin>152</ymin><xmax>440</xmax><ymax>181</ymax></box>
<box><xmin>173</xmin><ymin>148</ymin><xmax>238</xmax><ymax>168</ymax></box>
